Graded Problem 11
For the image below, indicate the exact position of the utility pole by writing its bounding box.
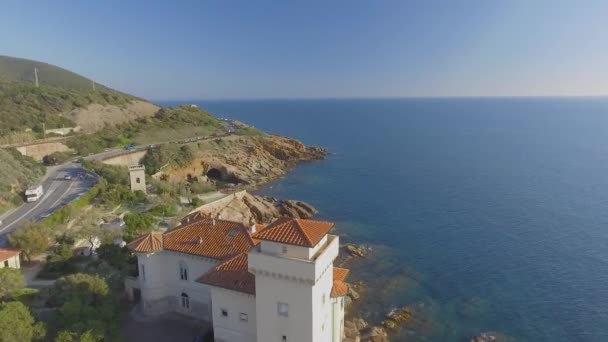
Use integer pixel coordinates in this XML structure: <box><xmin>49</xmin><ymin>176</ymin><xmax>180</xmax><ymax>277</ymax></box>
<box><xmin>92</xmin><ymin>81</ymin><xmax>96</xmax><ymax>91</ymax></box>
<box><xmin>42</xmin><ymin>122</ymin><xmax>46</xmax><ymax>138</ymax></box>
<box><xmin>34</xmin><ymin>68</ymin><xmax>39</xmax><ymax>87</ymax></box>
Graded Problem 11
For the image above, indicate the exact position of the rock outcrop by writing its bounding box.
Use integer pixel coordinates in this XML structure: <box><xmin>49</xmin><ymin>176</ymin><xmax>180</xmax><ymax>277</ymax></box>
<box><xmin>194</xmin><ymin>191</ymin><xmax>318</xmax><ymax>225</ymax></box>
<box><xmin>159</xmin><ymin>134</ymin><xmax>327</xmax><ymax>189</ymax></box>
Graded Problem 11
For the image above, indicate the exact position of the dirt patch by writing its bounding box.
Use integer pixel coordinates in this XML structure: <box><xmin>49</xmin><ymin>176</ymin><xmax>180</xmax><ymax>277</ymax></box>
<box><xmin>70</xmin><ymin>100</ymin><xmax>159</xmax><ymax>132</ymax></box>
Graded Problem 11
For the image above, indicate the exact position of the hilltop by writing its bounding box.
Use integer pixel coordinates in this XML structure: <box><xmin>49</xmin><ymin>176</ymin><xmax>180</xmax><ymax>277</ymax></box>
<box><xmin>0</xmin><ymin>55</ymin><xmax>158</xmax><ymax>141</ymax></box>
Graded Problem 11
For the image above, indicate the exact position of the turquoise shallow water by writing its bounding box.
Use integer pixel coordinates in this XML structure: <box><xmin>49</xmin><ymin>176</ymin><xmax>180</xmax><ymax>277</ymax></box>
<box><xmin>165</xmin><ymin>98</ymin><xmax>608</xmax><ymax>341</ymax></box>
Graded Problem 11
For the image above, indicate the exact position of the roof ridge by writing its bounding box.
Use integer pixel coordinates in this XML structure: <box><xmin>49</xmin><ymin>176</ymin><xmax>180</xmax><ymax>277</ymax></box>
<box><xmin>294</xmin><ymin>219</ymin><xmax>314</xmax><ymax>246</ymax></box>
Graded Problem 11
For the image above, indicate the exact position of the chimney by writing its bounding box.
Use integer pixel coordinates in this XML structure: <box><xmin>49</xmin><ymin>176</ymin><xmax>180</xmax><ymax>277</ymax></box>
<box><xmin>212</xmin><ymin>219</ymin><xmax>216</xmax><ymax>226</ymax></box>
<box><xmin>249</xmin><ymin>224</ymin><xmax>256</xmax><ymax>234</ymax></box>
<box><xmin>198</xmin><ymin>237</ymin><xmax>203</xmax><ymax>244</ymax></box>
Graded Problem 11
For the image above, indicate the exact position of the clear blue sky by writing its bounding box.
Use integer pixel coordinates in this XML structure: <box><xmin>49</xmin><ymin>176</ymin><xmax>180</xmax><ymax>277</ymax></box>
<box><xmin>1</xmin><ymin>0</ymin><xmax>607</xmax><ymax>100</ymax></box>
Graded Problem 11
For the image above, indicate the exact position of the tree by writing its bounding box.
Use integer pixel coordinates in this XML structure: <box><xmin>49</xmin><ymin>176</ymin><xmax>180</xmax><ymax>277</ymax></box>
<box><xmin>191</xmin><ymin>196</ymin><xmax>204</xmax><ymax>207</ymax></box>
<box><xmin>55</xmin><ymin>330</ymin><xmax>102</xmax><ymax>342</ymax></box>
<box><xmin>0</xmin><ymin>268</ymin><xmax>25</xmax><ymax>299</ymax></box>
<box><xmin>0</xmin><ymin>301</ymin><xmax>45</xmax><ymax>342</ymax></box>
<box><xmin>73</xmin><ymin>210</ymin><xmax>107</xmax><ymax>256</ymax></box>
<box><xmin>123</xmin><ymin>212</ymin><xmax>156</xmax><ymax>242</ymax></box>
<box><xmin>52</xmin><ymin>273</ymin><xmax>109</xmax><ymax>306</ymax></box>
<box><xmin>9</xmin><ymin>224</ymin><xmax>50</xmax><ymax>262</ymax></box>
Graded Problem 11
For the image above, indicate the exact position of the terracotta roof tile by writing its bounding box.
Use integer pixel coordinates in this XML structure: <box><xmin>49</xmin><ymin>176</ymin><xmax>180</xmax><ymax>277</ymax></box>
<box><xmin>0</xmin><ymin>248</ymin><xmax>20</xmax><ymax>262</ymax></box>
<box><xmin>333</xmin><ymin>267</ymin><xmax>349</xmax><ymax>282</ymax></box>
<box><xmin>163</xmin><ymin>218</ymin><xmax>255</xmax><ymax>260</ymax></box>
<box><xmin>197</xmin><ymin>253</ymin><xmax>255</xmax><ymax>295</ymax></box>
<box><xmin>253</xmin><ymin>218</ymin><xmax>334</xmax><ymax>247</ymax></box>
<box><xmin>331</xmin><ymin>267</ymin><xmax>350</xmax><ymax>297</ymax></box>
<box><xmin>127</xmin><ymin>233</ymin><xmax>163</xmax><ymax>253</ymax></box>
<box><xmin>331</xmin><ymin>280</ymin><xmax>348</xmax><ymax>297</ymax></box>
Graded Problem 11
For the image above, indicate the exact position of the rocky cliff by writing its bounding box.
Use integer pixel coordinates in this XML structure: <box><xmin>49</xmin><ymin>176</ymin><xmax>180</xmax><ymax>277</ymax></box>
<box><xmin>158</xmin><ymin>134</ymin><xmax>327</xmax><ymax>189</ymax></box>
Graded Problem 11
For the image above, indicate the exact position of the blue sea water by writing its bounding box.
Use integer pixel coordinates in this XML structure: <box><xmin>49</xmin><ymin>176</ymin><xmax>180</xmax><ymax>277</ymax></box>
<box><xmin>165</xmin><ymin>98</ymin><xmax>608</xmax><ymax>341</ymax></box>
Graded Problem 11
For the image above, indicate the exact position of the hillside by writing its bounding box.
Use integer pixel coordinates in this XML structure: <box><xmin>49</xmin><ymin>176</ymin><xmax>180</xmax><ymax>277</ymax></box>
<box><xmin>0</xmin><ymin>56</ymin><xmax>158</xmax><ymax>139</ymax></box>
<box><xmin>0</xmin><ymin>55</ymin><xmax>110</xmax><ymax>90</ymax></box>
<box><xmin>0</xmin><ymin>148</ymin><xmax>46</xmax><ymax>213</ymax></box>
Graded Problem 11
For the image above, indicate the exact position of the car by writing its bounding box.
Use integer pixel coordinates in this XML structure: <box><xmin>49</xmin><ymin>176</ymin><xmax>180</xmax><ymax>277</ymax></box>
<box><xmin>64</xmin><ymin>175</ymin><xmax>72</xmax><ymax>180</ymax></box>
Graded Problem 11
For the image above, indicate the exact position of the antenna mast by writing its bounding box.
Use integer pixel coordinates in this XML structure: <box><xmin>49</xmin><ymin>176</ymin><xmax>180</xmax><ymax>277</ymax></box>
<box><xmin>34</xmin><ymin>68</ymin><xmax>39</xmax><ymax>87</ymax></box>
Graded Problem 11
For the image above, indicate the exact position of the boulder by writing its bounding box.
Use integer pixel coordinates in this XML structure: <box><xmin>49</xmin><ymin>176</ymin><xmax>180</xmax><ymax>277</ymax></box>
<box><xmin>343</xmin><ymin>243</ymin><xmax>368</xmax><ymax>258</ymax></box>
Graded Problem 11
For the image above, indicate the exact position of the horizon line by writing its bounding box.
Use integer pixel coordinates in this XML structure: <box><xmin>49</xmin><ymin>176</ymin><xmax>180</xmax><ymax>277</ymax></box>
<box><xmin>151</xmin><ymin>94</ymin><xmax>608</xmax><ymax>103</ymax></box>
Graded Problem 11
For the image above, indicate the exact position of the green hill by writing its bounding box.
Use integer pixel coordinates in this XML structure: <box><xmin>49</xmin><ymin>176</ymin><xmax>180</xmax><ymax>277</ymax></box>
<box><xmin>0</xmin><ymin>56</ymin><xmax>146</xmax><ymax>138</ymax></box>
<box><xmin>0</xmin><ymin>55</ymin><xmax>109</xmax><ymax>90</ymax></box>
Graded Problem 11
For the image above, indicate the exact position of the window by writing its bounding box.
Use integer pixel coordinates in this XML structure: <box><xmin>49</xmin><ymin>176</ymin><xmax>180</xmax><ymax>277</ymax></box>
<box><xmin>181</xmin><ymin>293</ymin><xmax>190</xmax><ymax>309</ymax></box>
<box><xmin>277</xmin><ymin>302</ymin><xmax>289</xmax><ymax>317</ymax></box>
<box><xmin>322</xmin><ymin>294</ymin><xmax>326</xmax><ymax>305</ymax></box>
<box><xmin>3</xmin><ymin>260</ymin><xmax>8</xmax><ymax>267</ymax></box>
<box><xmin>136</xmin><ymin>177</ymin><xmax>141</xmax><ymax>184</ymax></box>
<box><xmin>221</xmin><ymin>309</ymin><xmax>228</xmax><ymax>317</ymax></box>
<box><xmin>229</xmin><ymin>228</ymin><xmax>238</xmax><ymax>237</ymax></box>
<box><xmin>179</xmin><ymin>261</ymin><xmax>188</xmax><ymax>281</ymax></box>
<box><xmin>239</xmin><ymin>313</ymin><xmax>248</xmax><ymax>322</ymax></box>
<box><xmin>282</xmin><ymin>336</ymin><xmax>287</xmax><ymax>342</ymax></box>
<box><xmin>140</xmin><ymin>264</ymin><xmax>146</xmax><ymax>281</ymax></box>
<box><xmin>282</xmin><ymin>245</ymin><xmax>288</xmax><ymax>254</ymax></box>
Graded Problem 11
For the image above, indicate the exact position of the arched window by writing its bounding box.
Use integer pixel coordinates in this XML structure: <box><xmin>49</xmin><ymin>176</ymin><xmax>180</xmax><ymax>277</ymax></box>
<box><xmin>179</xmin><ymin>261</ymin><xmax>188</xmax><ymax>281</ymax></box>
<box><xmin>181</xmin><ymin>292</ymin><xmax>190</xmax><ymax>309</ymax></box>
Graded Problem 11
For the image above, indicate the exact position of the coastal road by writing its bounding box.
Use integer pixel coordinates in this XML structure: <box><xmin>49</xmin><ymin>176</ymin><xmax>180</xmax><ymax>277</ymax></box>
<box><xmin>0</xmin><ymin>162</ymin><xmax>96</xmax><ymax>246</ymax></box>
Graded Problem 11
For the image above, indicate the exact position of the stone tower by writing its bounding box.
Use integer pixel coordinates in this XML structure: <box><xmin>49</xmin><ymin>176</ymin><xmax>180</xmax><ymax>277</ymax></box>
<box><xmin>129</xmin><ymin>165</ymin><xmax>146</xmax><ymax>192</ymax></box>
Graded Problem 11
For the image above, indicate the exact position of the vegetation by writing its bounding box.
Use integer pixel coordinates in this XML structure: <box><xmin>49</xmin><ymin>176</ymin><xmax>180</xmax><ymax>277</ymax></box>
<box><xmin>81</xmin><ymin>160</ymin><xmax>128</xmax><ymax>185</ymax></box>
<box><xmin>141</xmin><ymin>144</ymin><xmax>194</xmax><ymax>174</ymax></box>
<box><xmin>42</xmin><ymin>151</ymin><xmax>75</xmax><ymax>166</ymax></box>
<box><xmin>0</xmin><ymin>55</ymin><xmax>139</xmax><ymax>136</ymax></box>
<box><xmin>0</xmin><ymin>268</ymin><xmax>25</xmax><ymax>299</ymax></box>
<box><xmin>123</xmin><ymin>212</ymin><xmax>157</xmax><ymax>242</ymax></box>
<box><xmin>8</xmin><ymin>223</ymin><xmax>51</xmax><ymax>262</ymax></box>
<box><xmin>0</xmin><ymin>301</ymin><xmax>45</xmax><ymax>342</ymax></box>
<box><xmin>67</xmin><ymin>105</ymin><xmax>224</xmax><ymax>155</ymax></box>
<box><xmin>50</xmin><ymin>274</ymin><xmax>121</xmax><ymax>341</ymax></box>
<box><xmin>0</xmin><ymin>148</ymin><xmax>46</xmax><ymax>214</ymax></box>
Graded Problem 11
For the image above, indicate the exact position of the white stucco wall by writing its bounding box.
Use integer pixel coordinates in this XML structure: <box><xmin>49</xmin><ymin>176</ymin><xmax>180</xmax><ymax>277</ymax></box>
<box><xmin>251</xmin><ymin>234</ymin><xmax>340</xmax><ymax>342</ymax></box>
<box><xmin>260</xmin><ymin>235</ymin><xmax>328</xmax><ymax>260</ymax></box>
<box><xmin>331</xmin><ymin>297</ymin><xmax>345</xmax><ymax>342</ymax></box>
<box><xmin>0</xmin><ymin>255</ymin><xmax>20</xmax><ymax>269</ymax></box>
<box><xmin>137</xmin><ymin>250</ymin><xmax>218</xmax><ymax>320</ymax></box>
<box><xmin>210</xmin><ymin>288</ymin><xmax>257</xmax><ymax>342</ymax></box>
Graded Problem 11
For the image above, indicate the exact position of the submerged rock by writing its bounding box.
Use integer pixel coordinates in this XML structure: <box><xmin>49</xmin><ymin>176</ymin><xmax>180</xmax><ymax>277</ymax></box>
<box><xmin>381</xmin><ymin>306</ymin><xmax>413</xmax><ymax>331</ymax></box>
<box><xmin>343</xmin><ymin>243</ymin><xmax>368</xmax><ymax>258</ymax></box>
<box><xmin>471</xmin><ymin>332</ymin><xmax>506</xmax><ymax>342</ymax></box>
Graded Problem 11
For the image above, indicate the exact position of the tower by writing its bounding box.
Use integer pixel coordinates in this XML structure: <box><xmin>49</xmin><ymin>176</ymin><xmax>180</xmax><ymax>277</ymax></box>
<box><xmin>129</xmin><ymin>165</ymin><xmax>147</xmax><ymax>192</ymax></box>
<box><xmin>248</xmin><ymin>218</ymin><xmax>341</xmax><ymax>342</ymax></box>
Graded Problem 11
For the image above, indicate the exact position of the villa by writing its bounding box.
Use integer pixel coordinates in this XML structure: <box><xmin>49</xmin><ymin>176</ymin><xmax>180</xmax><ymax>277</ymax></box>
<box><xmin>127</xmin><ymin>212</ymin><xmax>348</xmax><ymax>342</ymax></box>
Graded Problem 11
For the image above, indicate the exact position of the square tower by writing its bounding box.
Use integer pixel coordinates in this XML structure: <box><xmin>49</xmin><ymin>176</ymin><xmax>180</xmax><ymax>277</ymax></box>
<box><xmin>129</xmin><ymin>165</ymin><xmax>147</xmax><ymax>192</ymax></box>
<box><xmin>248</xmin><ymin>218</ymin><xmax>341</xmax><ymax>342</ymax></box>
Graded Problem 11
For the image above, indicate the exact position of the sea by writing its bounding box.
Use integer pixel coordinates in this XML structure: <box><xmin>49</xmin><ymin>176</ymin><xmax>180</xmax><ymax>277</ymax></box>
<box><xmin>163</xmin><ymin>98</ymin><xmax>608</xmax><ymax>342</ymax></box>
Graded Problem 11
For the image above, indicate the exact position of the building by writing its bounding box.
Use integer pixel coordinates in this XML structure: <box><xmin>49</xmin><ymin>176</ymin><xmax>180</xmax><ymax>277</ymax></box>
<box><xmin>128</xmin><ymin>165</ymin><xmax>146</xmax><ymax>192</ymax></box>
<box><xmin>127</xmin><ymin>214</ymin><xmax>348</xmax><ymax>342</ymax></box>
<box><xmin>0</xmin><ymin>248</ymin><xmax>21</xmax><ymax>269</ymax></box>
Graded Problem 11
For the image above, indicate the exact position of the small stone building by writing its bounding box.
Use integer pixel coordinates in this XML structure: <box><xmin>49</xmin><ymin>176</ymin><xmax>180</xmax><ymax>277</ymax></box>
<box><xmin>0</xmin><ymin>248</ymin><xmax>21</xmax><ymax>269</ymax></box>
<box><xmin>129</xmin><ymin>165</ymin><xmax>147</xmax><ymax>192</ymax></box>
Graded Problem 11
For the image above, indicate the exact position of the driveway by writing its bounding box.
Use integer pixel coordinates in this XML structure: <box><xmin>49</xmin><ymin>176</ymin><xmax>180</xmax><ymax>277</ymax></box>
<box><xmin>123</xmin><ymin>305</ymin><xmax>212</xmax><ymax>342</ymax></box>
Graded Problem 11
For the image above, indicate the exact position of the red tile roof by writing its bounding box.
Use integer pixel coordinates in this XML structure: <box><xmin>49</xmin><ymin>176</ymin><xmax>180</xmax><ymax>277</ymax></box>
<box><xmin>253</xmin><ymin>218</ymin><xmax>334</xmax><ymax>247</ymax></box>
<box><xmin>331</xmin><ymin>267</ymin><xmax>350</xmax><ymax>298</ymax></box>
<box><xmin>163</xmin><ymin>218</ymin><xmax>256</xmax><ymax>259</ymax></box>
<box><xmin>197</xmin><ymin>253</ymin><xmax>255</xmax><ymax>295</ymax></box>
<box><xmin>127</xmin><ymin>232</ymin><xmax>163</xmax><ymax>253</ymax></box>
<box><xmin>0</xmin><ymin>248</ymin><xmax>20</xmax><ymax>262</ymax></box>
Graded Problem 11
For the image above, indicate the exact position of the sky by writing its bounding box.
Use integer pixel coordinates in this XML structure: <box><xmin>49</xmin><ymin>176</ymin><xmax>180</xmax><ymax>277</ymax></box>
<box><xmin>1</xmin><ymin>0</ymin><xmax>607</xmax><ymax>100</ymax></box>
